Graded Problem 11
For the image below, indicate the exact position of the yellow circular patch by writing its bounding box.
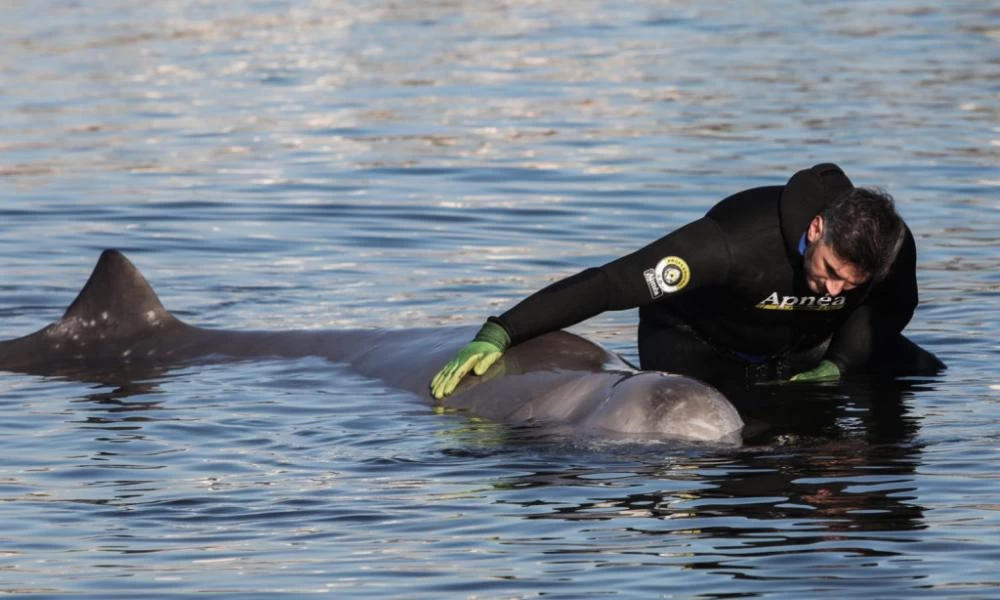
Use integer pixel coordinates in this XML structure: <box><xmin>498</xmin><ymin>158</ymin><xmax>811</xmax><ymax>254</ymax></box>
<box><xmin>654</xmin><ymin>256</ymin><xmax>690</xmax><ymax>293</ymax></box>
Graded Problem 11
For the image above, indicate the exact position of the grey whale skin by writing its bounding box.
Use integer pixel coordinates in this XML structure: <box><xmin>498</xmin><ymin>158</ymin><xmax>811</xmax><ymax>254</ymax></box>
<box><xmin>0</xmin><ymin>250</ymin><xmax>744</xmax><ymax>443</ymax></box>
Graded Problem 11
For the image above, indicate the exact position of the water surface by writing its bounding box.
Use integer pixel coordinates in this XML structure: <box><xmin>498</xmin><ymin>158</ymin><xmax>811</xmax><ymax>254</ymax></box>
<box><xmin>1</xmin><ymin>1</ymin><xmax>998</xmax><ymax>597</ymax></box>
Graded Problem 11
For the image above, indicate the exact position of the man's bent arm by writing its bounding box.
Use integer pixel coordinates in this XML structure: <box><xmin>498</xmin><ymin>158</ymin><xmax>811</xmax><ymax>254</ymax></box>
<box><xmin>824</xmin><ymin>228</ymin><xmax>918</xmax><ymax>372</ymax></box>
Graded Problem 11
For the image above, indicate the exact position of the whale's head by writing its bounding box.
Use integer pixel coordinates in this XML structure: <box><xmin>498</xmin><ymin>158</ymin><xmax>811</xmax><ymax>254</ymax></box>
<box><xmin>582</xmin><ymin>371</ymin><xmax>744</xmax><ymax>443</ymax></box>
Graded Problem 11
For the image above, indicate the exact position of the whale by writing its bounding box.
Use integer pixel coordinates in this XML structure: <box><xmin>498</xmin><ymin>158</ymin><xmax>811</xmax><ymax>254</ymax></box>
<box><xmin>0</xmin><ymin>250</ymin><xmax>744</xmax><ymax>443</ymax></box>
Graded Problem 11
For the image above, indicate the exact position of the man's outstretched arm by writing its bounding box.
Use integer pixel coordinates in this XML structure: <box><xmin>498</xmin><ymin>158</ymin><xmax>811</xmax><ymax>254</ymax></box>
<box><xmin>430</xmin><ymin>217</ymin><xmax>730</xmax><ymax>398</ymax></box>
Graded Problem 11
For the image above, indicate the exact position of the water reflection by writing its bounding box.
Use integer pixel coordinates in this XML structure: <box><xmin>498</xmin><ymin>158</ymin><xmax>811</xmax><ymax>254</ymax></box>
<box><xmin>498</xmin><ymin>377</ymin><xmax>930</xmax><ymax>553</ymax></box>
<box><xmin>734</xmin><ymin>377</ymin><xmax>931</xmax><ymax>445</ymax></box>
<box><xmin>72</xmin><ymin>381</ymin><xmax>166</xmax><ymax>414</ymax></box>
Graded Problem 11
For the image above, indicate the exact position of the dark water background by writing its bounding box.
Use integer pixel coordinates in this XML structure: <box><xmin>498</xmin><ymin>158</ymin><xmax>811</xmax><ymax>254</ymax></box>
<box><xmin>1</xmin><ymin>1</ymin><xmax>998</xmax><ymax>597</ymax></box>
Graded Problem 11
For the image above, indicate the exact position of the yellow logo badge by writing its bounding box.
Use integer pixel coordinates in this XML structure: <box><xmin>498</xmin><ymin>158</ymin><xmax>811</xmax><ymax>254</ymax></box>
<box><xmin>643</xmin><ymin>256</ymin><xmax>690</xmax><ymax>298</ymax></box>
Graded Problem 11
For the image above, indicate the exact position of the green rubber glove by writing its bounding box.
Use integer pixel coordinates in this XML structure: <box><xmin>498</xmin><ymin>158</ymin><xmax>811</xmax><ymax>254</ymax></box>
<box><xmin>431</xmin><ymin>321</ymin><xmax>511</xmax><ymax>399</ymax></box>
<box><xmin>788</xmin><ymin>359</ymin><xmax>841</xmax><ymax>383</ymax></box>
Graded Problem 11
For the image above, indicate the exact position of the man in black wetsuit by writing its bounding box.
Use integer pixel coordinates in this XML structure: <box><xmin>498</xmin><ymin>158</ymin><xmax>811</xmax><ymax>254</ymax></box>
<box><xmin>431</xmin><ymin>163</ymin><xmax>944</xmax><ymax>400</ymax></box>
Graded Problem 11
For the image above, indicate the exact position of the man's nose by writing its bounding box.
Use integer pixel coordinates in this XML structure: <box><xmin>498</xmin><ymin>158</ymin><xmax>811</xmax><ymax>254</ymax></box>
<box><xmin>826</xmin><ymin>279</ymin><xmax>844</xmax><ymax>296</ymax></box>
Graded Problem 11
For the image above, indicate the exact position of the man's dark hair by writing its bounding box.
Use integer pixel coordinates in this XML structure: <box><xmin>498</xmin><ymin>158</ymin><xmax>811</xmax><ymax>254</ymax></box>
<box><xmin>822</xmin><ymin>187</ymin><xmax>905</xmax><ymax>280</ymax></box>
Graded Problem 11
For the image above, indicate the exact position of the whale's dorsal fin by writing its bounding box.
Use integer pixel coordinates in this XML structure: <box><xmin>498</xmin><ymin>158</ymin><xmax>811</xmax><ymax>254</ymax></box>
<box><xmin>58</xmin><ymin>249</ymin><xmax>181</xmax><ymax>337</ymax></box>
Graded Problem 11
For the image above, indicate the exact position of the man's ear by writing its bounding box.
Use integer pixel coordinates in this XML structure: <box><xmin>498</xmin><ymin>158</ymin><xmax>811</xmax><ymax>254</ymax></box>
<box><xmin>807</xmin><ymin>215</ymin><xmax>824</xmax><ymax>243</ymax></box>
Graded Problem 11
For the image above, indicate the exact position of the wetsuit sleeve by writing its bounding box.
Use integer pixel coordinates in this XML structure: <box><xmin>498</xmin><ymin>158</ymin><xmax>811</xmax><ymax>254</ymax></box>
<box><xmin>823</xmin><ymin>228</ymin><xmax>918</xmax><ymax>372</ymax></box>
<box><xmin>494</xmin><ymin>217</ymin><xmax>730</xmax><ymax>345</ymax></box>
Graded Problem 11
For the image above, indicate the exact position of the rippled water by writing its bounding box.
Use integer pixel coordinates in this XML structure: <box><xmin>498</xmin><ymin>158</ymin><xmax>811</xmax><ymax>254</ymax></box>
<box><xmin>1</xmin><ymin>1</ymin><xmax>998</xmax><ymax>597</ymax></box>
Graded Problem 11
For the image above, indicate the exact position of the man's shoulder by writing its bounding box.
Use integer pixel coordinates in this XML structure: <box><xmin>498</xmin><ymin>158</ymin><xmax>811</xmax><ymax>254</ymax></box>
<box><xmin>706</xmin><ymin>185</ymin><xmax>783</xmax><ymax>226</ymax></box>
